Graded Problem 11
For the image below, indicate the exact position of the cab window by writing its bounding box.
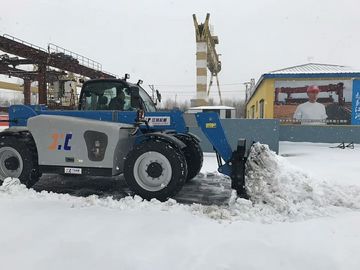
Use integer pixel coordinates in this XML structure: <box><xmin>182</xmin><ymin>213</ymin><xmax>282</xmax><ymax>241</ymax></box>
<box><xmin>81</xmin><ymin>81</ymin><xmax>137</xmax><ymax>111</ymax></box>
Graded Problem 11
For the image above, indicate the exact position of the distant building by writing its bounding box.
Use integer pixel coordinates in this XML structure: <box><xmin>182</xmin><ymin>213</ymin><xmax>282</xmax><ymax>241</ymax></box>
<box><xmin>245</xmin><ymin>63</ymin><xmax>360</xmax><ymax>125</ymax></box>
<box><xmin>186</xmin><ymin>105</ymin><xmax>236</xmax><ymax>119</ymax></box>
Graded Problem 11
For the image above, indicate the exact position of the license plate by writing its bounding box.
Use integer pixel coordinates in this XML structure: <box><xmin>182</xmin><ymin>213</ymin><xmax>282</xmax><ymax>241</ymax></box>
<box><xmin>146</xmin><ymin>117</ymin><xmax>171</xmax><ymax>126</ymax></box>
<box><xmin>64</xmin><ymin>167</ymin><xmax>82</xmax><ymax>174</ymax></box>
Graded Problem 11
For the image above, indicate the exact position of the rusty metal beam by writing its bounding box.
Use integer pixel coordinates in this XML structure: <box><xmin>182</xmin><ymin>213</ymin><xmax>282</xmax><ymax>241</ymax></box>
<box><xmin>0</xmin><ymin>61</ymin><xmax>65</xmax><ymax>82</ymax></box>
<box><xmin>0</xmin><ymin>35</ymin><xmax>115</xmax><ymax>79</ymax></box>
<box><xmin>0</xmin><ymin>34</ymin><xmax>118</xmax><ymax>105</ymax></box>
<box><xmin>3</xmin><ymin>58</ymin><xmax>36</xmax><ymax>66</ymax></box>
<box><xmin>37</xmin><ymin>64</ymin><xmax>47</xmax><ymax>105</ymax></box>
<box><xmin>23</xmin><ymin>78</ymin><xmax>31</xmax><ymax>105</ymax></box>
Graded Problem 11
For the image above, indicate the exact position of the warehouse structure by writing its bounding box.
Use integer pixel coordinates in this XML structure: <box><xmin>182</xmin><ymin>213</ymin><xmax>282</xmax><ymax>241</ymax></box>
<box><xmin>246</xmin><ymin>63</ymin><xmax>360</xmax><ymax>125</ymax></box>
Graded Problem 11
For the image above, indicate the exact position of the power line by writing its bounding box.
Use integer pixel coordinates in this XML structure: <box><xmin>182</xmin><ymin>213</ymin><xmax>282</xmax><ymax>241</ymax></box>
<box><xmin>153</xmin><ymin>82</ymin><xmax>246</xmax><ymax>87</ymax></box>
<box><xmin>158</xmin><ymin>89</ymin><xmax>246</xmax><ymax>94</ymax></box>
<box><xmin>160</xmin><ymin>93</ymin><xmax>246</xmax><ymax>97</ymax></box>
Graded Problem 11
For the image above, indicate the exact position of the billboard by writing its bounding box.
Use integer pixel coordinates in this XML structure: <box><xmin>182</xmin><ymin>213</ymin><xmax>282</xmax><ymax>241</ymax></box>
<box><xmin>274</xmin><ymin>79</ymin><xmax>353</xmax><ymax>125</ymax></box>
<box><xmin>352</xmin><ymin>80</ymin><xmax>360</xmax><ymax>125</ymax></box>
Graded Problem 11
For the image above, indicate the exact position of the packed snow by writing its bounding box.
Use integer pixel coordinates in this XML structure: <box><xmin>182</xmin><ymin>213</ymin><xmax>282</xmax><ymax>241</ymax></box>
<box><xmin>280</xmin><ymin>141</ymin><xmax>360</xmax><ymax>185</ymax></box>
<box><xmin>244</xmin><ymin>143</ymin><xmax>360</xmax><ymax>221</ymax></box>
<box><xmin>1</xmin><ymin>139</ymin><xmax>360</xmax><ymax>269</ymax></box>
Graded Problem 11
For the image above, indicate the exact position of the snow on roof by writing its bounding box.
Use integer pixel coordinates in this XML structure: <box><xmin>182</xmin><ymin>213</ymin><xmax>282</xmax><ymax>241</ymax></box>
<box><xmin>268</xmin><ymin>63</ymin><xmax>360</xmax><ymax>75</ymax></box>
<box><xmin>188</xmin><ymin>105</ymin><xmax>235</xmax><ymax>110</ymax></box>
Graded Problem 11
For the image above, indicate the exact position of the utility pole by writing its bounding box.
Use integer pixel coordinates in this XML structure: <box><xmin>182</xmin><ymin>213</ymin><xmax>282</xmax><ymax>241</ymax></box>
<box><xmin>244</xmin><ymin>80</ymin><xmax>255</xmax><ymax>102</ymax></box>
<box><xmin>244</xmin><ymin>82</ymin><xmax>251</xmax><ymax>102</ymax></box>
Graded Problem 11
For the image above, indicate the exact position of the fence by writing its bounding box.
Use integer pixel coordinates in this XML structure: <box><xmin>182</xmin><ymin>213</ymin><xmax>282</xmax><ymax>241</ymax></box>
<box><xmin>191</xmin><ymin>119</ymin><xmax>360</xmax><ymax>154</ymax></box>
<box><xmin>190</xmin><ymin>119</ymin><xmax>280</xmax><ymax>153</ymax></box>
<box><xmin>280</xmin><ymin>125</ymin><xmax>360</xmax><ymax>143</ymax></box>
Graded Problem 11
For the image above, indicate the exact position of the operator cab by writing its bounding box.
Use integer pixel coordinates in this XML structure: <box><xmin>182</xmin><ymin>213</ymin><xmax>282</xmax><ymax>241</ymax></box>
<box><xmin>79</xmin><ymin>79</ymin><xmax>157</xmax><ymax>112</ymax></box>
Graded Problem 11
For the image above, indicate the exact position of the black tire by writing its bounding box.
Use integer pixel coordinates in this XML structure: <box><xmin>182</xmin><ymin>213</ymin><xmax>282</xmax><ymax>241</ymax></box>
<box><xmin>124</xmin><ymin>140</ymin><xmax>187</xmax><ymax>201</ymax></box>
<box><xmin>175</xmin><ymin>134</ymin><xmax>203</xmax><ymax>181</ymax></box>
<box><xmin>0</xmin><ymin>134</ymin><xmax>40</xmax><ymax>188</ymax></box>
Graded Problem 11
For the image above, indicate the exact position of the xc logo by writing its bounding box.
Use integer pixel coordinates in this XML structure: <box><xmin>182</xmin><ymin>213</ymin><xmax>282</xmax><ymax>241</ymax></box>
<box><xmin>48</xmin><ymin>133</ymin><xmax>73</xmax><ymax>151</ymax></box>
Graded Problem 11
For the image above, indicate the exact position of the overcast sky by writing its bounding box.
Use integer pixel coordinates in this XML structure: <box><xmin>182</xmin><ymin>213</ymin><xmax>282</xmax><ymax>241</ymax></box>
<box><xmin>1</xmin><ymin>0</ymin><xmax>360</xmax><ymax>101</ymax></box>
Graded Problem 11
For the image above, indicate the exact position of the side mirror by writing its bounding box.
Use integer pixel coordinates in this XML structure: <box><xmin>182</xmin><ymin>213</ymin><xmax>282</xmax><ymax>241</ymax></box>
<box><xmin>156</xmin><ymin>90</ymin><xmax>162</xmax><ymax>103</ymax></box>
<box><xmin>130</xmin><ymin>86</ymin><xmax>141</xmax><ymax>108</ymax></box>
<box><xmin>124</xmin><ymin>73</ymin><xmax>130</xmax><ymax>81</ymax></box>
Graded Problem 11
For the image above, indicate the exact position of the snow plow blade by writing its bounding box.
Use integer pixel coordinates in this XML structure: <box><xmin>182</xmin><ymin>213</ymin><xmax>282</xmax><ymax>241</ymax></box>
<box><xmin>230</xmin><ymin>139</ymin><xmax>248</xmax><ymax>199</ymax></box>
<box><xmin>230</xmin><ymin>141</ymin><xmax>273</xmax><ymax>200</ymax></box>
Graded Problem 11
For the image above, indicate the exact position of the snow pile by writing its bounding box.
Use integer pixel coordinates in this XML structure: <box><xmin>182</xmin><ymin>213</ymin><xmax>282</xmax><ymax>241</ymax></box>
<box><xmin>1</xmin><ymin>177</ymin><xmax>21</xmax><ymax>188</ymax></box>
<box><xmin>229</xmin><ymin>143</ymin><xmax>360</xmax><ymax>221</ymax></box>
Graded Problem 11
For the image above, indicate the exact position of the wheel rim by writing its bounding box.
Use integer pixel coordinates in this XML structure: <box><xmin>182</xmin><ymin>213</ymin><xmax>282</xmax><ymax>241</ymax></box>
<box><xmin>133</xmin><ymin>151</ymin><xmax>172</xmax><ymax>192</ymax></box>
<box><xmin>0</xmin><ymin>147</ymin><xmax>23</xmax><ymax>180</ymax></box>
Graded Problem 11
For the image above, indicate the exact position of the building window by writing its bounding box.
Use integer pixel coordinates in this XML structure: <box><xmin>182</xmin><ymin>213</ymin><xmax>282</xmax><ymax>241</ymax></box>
<box><xmin>259</xmin><ymin>99</ymin><xmax>265</xmax><ymax>118</ymax></box>
<box><xmin>225</xmin><ymin>109</ymin><xmax>231</xmax><ymax>119</ymax></box>
<box><xmin>251</xmin><ymin>105</ymin><xmax>255</xmax><ymax>118</ymax></box>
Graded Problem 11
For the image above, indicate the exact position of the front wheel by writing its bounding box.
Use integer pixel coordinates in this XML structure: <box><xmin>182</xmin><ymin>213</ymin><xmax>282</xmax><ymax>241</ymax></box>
<box><xmin>0</xmin><ymin>135</ymin><xmax>39</xmax><ymax>187</ymax></box>
<box><xmin>175</xmin><ymin>134</ymin><xmax>203</xmax><ymax>181</ymax></box>
<box><xmin>124</xmin><ymin>140</ymin><xmax>187</xmax><ymax>201</ymax></box>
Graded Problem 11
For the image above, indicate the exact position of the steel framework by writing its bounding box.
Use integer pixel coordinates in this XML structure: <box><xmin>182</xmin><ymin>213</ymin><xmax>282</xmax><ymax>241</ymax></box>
<box><xmin>0</xmin><ymin>34</ymin><xmax>116</xmax><ymax>105</ymax></box>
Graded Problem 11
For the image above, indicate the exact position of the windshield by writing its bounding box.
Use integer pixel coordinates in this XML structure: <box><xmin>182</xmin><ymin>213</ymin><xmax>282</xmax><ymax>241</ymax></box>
<box><xmin>131</xmin><ymin>84</ymin><xmax>157</xmax><ymax>112</ymax></box>
<box><xmin>80</xmin><ymin>81</ymin><xmax>156</xmax><ymax>112</ymax></box>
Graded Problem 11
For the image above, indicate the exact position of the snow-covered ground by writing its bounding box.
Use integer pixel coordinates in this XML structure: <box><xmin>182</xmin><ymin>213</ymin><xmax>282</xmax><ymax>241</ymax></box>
<box><xmin>280</xmin><ymin>141</ymin><xmax>360</xmax><ymax>185</ymax></box>
<box><xmin>1</xmin><ymin>133</ymin><xmax>360</xmax><ymax>269</ymax></box>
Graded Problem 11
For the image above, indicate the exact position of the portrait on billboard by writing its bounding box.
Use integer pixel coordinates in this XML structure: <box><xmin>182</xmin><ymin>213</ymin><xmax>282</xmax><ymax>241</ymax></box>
<box><xmin>274</xmin><ymin>80</ymin><xmax>353</xmax><ymax>125</ymax></box>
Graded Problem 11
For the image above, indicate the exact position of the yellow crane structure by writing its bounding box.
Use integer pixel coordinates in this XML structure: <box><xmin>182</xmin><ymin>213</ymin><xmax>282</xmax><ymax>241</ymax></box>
<box><xmin>193</xmin><ymin>13</ymin><xmax>222</xmax><ymax>106</ymax></box>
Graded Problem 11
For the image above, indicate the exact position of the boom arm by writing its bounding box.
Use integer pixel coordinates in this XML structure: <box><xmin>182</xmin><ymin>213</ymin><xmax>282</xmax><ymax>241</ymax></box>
<box><xmin>194</xmin><ymin>112</ymin><xmax>247</xmax><ymax>197</ymax></box>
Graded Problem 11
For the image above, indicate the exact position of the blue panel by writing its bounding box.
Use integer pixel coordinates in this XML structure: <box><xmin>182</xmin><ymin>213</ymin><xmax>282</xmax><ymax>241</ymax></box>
<box><xmin>9</xmin><ymin>105</ymin><xmax>38</xmax><ymax>127</ymax></box>
<box><xmin>190</xmin><ymin>119</ymin><xmax>280</xmax><ymax>153</ymax></box>
<box><xmin>195</xmin><ymin>112</ymin><xmax>233</xmax><ymax>162</ymax></box>
<box><xmin>352</xmin><ymin>80</ymin><xmax>360</xmax><ymax>125</ymax></box>
<box><xmin>8</xmin><ymin>105</ymin><xmax>189</xmax><ymax>134</ymax></box>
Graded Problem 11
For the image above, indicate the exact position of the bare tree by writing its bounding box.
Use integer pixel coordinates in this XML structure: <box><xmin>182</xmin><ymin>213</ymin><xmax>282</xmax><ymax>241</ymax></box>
<box><xmin>222</xmin><ymin>98</ymin><xmax>246</xmax><ymax>118</ymax></box>
<box><xmin>159</xmin><ymin>96</ymin><xmax>245</xmax><ymax>117</ymax></box>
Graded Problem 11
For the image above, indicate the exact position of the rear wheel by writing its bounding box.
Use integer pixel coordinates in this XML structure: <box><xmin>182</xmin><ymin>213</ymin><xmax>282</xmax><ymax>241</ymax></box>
<box><xmin>175</xmin><ymin>134</ymin><xmax>203</xmax><ymax>181</ymax></box>
<box><xmin>0</xmin><ymin>135</ymin><xmax>39</xmax><ymax>187</ymax></box>
<box><xmin>124</xmin><ymin>140</ymin><xmax>187</xmax><ymax>201</ymax></box>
